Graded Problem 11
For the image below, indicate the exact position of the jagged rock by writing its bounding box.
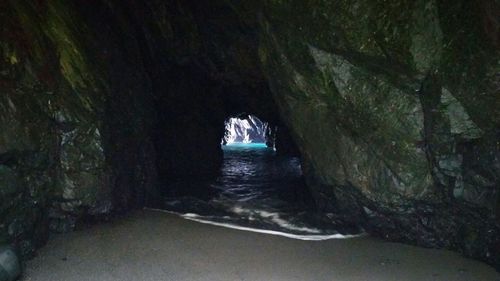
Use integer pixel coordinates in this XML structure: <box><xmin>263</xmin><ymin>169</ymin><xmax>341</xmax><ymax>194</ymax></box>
<box><xmin>241</xmin><ymin>0</ymin><xmax>500</xmax><ymax>268</ymax></box>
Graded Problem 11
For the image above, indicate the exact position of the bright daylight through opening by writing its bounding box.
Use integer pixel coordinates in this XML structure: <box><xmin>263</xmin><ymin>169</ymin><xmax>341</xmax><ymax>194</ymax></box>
<box><xmin>222</xmin><ymin>114</ymin><xmax>270</xmax><ymax>147</ymax></box>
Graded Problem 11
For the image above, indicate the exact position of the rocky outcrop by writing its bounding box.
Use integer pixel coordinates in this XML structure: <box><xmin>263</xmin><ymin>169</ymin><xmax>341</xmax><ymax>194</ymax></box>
<box><xmin>0</xmin><ymin>0</ymin><xmax>281</xmax><ymax>259</ymax></box>
<box><xmin>223</xmin><ymin>115</ymin><xmax>269</xmax><ymax>144</ymax></box>
<box><xmin>244</xmin><ymin>0</ymin><xmax>500</xmax><ymax>268</ymax></box>
<box><xmin>0</xmin><ymin>1</ymin><xmax>111</xmax><ymax>257</ymax></box>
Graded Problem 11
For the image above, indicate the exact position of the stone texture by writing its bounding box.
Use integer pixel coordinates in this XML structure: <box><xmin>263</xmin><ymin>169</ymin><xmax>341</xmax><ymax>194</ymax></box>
<box><xmin>246</xmin><ymin>0</ymin><xmax>500</xmax><ymax>268</ymax></box>
<box><xmin>0</xmin><ymin>0</ymin><xmax>280</xmax><ymax>258</ymax></box>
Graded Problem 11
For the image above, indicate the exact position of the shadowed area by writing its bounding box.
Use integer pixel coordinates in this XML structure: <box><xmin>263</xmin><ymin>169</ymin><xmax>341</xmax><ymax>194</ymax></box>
<box><xmin>21</xmin><ymin>210</ymin><xmax>500</xmax><ymax>281</ymax></box>
<box><xmin>162</xmin><ymin>144</ymin><xmax>362</xmax><ymax>238</ymax></box>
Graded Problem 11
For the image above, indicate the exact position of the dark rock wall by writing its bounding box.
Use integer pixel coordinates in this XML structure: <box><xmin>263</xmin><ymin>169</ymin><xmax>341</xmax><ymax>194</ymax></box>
<box><xmin>0</xmin><ymin>0</ymin><xmax>110</xmax><ymax>258</ymax></box>
<box><xmin>237</xmin><ymin>0</ymin><xmax>500</xmax><ymax>268</ymax></box>
<box><xmin>0</xmin><ymin>0</ymin><xmax>282</xmax><ymax>258</ymax></box>
<box><xmin>153</xmin><ymin>63</ymin><xmax>225</xmax><ymax>181</ymax></box>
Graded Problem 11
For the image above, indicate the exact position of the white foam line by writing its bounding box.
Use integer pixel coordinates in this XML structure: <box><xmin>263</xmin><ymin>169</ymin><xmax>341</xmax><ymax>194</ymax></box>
<box><xmin>229</xmin><ymin>206</ymin><xmax>322</xmax><ymax>234</ymax></box>
<box><xmin>146</xmin><ymin>208</ymin><xmax>366</xmax><ymax>241</ymax></box>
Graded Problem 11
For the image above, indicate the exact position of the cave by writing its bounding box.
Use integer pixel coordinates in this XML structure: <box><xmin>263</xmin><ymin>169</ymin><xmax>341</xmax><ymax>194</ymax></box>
<box><xmin>0</xmin><ymin>0</ymin><xmax>499</xmax><ymax>280</ymax></box>
<box><xmin>222</xmin><ymin>114</ymin><xmax>270</xmax><ymax>145</ymax></box>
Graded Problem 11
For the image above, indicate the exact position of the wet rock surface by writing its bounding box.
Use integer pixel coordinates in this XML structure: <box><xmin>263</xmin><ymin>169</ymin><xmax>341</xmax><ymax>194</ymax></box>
<box><xmin>245</xmin><ymin>0</ymin><xmax>500</xmax><ymax>268</ymax></box>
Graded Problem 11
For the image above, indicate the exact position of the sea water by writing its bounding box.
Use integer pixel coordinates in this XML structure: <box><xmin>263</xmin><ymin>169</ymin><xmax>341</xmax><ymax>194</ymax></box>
<box><xmin>160</xmin><ymin>144</ymin><xmax>363</xmax><ymax>240</ymax></box>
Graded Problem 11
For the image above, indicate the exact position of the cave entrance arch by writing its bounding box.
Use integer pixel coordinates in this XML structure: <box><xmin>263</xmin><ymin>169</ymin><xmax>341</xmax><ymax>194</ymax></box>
<box><xmin>222</xmin><ymin>114</ymin><xmax>274</xmax><ymax>148</ymax></box>
<box><xmin>159</xmin><ymin>109</ymin><xmax>328</xmax><ymax>237</ymax></box>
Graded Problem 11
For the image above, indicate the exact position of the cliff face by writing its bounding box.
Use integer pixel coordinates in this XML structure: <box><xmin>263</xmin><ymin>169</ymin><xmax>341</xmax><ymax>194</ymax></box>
<box><xmin>249</xmin><ymin>0</ymin><xmax>500</xmax><ymax>266</ymax></box>
<box><xmin>0</xmin><ymin>0</ymin><xmax>499</xmax><ymax>269</ymax></box>
<box><xmin>0</xmin><ymin>0</ymin><xmax>280</xmax><ymax>259</ymax></box>
<box><xmin>0</xmin><ymin>1</ymin><xmax>110</xmax><ymax>257</ymax></box>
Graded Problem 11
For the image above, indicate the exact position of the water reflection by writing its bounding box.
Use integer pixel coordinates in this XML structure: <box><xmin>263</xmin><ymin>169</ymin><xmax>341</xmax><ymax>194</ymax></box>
<box><xmin>162</xmin><ymin>144</ymin><xmax>361</xmax><ymax>237</ymax></box>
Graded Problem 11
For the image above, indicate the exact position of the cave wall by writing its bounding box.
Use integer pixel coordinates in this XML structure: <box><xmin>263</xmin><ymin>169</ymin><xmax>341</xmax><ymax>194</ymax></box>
<box><xmin>0</xmin><ymin>0</ymin><xmax>112</xmax><ymax>257</ymax></box>
<box><xmin>233</xmin><ymin>0</ymin><xmax>500</xmax><ymax>267</ymax></box>
<box><xmin>0</xmin><ymin>0</ymin><xmax>177</xmax><ymax>256</ymax></box>
<box><xmin>0</xmin><ymin>0</ymin><xmax>281</xmax><ymax>258</ymax></box>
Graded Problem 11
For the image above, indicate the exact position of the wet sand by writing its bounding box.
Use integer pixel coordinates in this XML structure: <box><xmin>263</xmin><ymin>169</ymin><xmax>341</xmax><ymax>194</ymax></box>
<box><xmin>22</xmin><ymin>209</ymin><xmax>499</xmax><ymax>281</ymax></box>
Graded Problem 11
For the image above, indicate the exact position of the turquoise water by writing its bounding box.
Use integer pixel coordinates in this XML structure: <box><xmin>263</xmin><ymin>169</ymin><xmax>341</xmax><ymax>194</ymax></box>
<box><xmin>223</xmin><ymin>142</ymin><xmax>268</xmax><ymax>148</ymax></box>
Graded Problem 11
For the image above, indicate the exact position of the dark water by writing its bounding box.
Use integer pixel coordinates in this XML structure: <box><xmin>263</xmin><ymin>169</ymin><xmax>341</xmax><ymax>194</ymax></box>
<box><xmin>162</xmin><ymin>143</ymin><xmax>361</xmax><ymax>239</ymax></box>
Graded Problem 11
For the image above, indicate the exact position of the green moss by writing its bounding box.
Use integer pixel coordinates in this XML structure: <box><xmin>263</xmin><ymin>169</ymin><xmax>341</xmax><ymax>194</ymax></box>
<box><xmin>251</xmin><ymin>0</ymin><xmax>497</xmax><ymax>203</ymax></box>
<box><xmin>8</xmin><ymin>51</ymin><xmax>18</xmax><ymax>65</ymax></box>
<box><xmin>437</xmin><ymin>0</ymin><xmax>499</xmax><ymax>130</ymax></box>
<box><xmin>43</xmin><ymin>1</ymin><xmax>96</xmax><ymax>92</ymax></box>
<box><xmin>410</xmin><ymin>0</ymin><xmax>443</xmax><ymax>73</ymax></box>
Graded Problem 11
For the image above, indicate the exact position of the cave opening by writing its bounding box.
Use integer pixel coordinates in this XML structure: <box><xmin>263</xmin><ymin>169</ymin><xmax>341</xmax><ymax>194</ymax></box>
<box><xmin>222</xmin><ymin>114</ymin><xmax>271</xmax><ymax>147</ymax></box>
<box><xmin>154</xmin><ymin>108</ymin><xmax>360</xmax><ymax>238</ymax></box>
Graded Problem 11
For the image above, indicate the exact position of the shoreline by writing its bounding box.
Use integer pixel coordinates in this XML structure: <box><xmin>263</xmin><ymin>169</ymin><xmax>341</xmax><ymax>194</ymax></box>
<box><xmin>145</xmin><ymin>207</ymin><xmax>367</xmax><ymax>241</ymax></box>
<box><xmin>23</xmin><ymin>209</ymin><xmax>500</xmax><ymax>281</ymax></box>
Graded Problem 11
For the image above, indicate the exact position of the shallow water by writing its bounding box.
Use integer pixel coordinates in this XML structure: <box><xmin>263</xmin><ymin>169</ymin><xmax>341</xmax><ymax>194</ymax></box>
<box><xmin>162</xmin><ymin>144</ymin><xmax>362</xmax><ymax>239</ymax></box>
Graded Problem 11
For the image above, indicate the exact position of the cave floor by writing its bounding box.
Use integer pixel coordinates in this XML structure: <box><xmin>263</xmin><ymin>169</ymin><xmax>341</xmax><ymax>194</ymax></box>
<box><xmin>22</xmin><ymin>209</ymin><xmax>499</xmax><ymax>281</ymax></box>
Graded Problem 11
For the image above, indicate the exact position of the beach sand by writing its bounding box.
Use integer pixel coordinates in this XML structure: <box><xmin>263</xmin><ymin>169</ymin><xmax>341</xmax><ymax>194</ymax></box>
<box><xmin>22</xmin><ymin>209</ymin><xmax>499</xmax><ymax>281</ymax></box>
